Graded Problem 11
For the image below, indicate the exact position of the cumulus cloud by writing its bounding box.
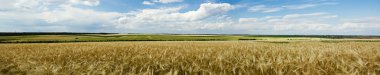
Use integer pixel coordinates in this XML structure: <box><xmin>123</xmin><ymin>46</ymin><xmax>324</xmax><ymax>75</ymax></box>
<box><xmin>37</xmin><ymin>5</ymin><xmax>124</xmax><ymax>32</ymax></box>
<box><xmin>248</xmin><ymin>3</ymin><xmax>337</xmax><ymax>13</ymax></box>
<box><xmin>1</xmin><ymin>0</ymin><xmax>378</xmax><ymax>34</ymax></box>
<box><xmin>115</xmin><ymin>3</ymin><xmax>235</xmax><ymax>30</ymax></box>
<box><xmin>1</xmin><ymin>0</ymin><xmax>235</xmax><ymax>32</ymax></box>
<box><xmin>0</xmin><ymin>0</ymin><xmax>119</xmax><ymax>32</ymax></box>
<box><xmin>40</xmin><ymin>5</ymin><xmax>123</xmax><ymax>25</ymax></box>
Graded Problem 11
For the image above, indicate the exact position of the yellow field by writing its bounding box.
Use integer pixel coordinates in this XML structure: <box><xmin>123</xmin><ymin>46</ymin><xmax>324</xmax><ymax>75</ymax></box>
<box><xmin>1</xmin><ymin>41</ymin><xmax>380</xmax><ymax>75</ymax></box>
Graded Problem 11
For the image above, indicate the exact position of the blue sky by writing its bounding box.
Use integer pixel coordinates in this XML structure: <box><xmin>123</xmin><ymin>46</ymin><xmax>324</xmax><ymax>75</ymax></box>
<box><xmin>0</xmin><ymin>0</ymin><xmax>379</xmax><ymax>35</ymax></box>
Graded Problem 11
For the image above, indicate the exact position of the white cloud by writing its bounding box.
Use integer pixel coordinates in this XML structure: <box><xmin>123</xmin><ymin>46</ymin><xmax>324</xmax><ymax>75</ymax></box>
<box><xmin>12</xmin><ymin>0</ymin><xmax>100</xmax><ymax>11</ymax></box>
<box><xmin>115</xmin><ymin>3</ymin><xmax>234</xmax><ymax>30</ymax></box>
<box><xmin>283</xmin><ymin>4</ymin><xmax>317</xmax><ymax>10</ymax></box>
<box><xmin>0</xmin><ymin>0</ymin><xmax>120</xmax><ymax>32</ymax></box>
<box><xmin>6</xmin><ymin>0</ymin><xmax>100</xmax><ymax>12</ymax></box>
<box><xmin>1</xmin><ymin>0</ymin><xmax>378</xmax><ymax>34</ymax></box>
<box><xmin>1</xmin><ymin>0</ymin><xmax>235</xmax><ymax>32</ymax></box>
<box><xmin>143</xmin><ymin>1</ymin><xmax>155</xmax><ymax>5</ymax></box>
<box><xmin>13</xmin><ymin>0</ymin><xmax>52</xmax><ymax>12</ymax></box>
<box><xmin>337</xmin><ymin>17</ymin><xmax>380</xmax><ymax>31</ymax></box>
<box><xmin>40</xmin><ymin>5</ymin><xmax>123</xmax><ymax>25</ymax></box>
<box><xmin>248</xmin><ymin>3</ymin><xmax>336</xmax><ymax>13</ymax></box>
<box><xmin>143</xmin><ymin>0</ymin><xmax>182</xmax><ymax>5</ymax></box>
<box><xmin>235</xmin><ymin>12</ymin><xmax>380</xmax><ymax>34</ymax></box>
<box><xmin>262</xmin><ymin>8</ymin><xmax>283</xmax><ymax>13</ymax></box>
<box><xmin>248</xmin><ymin>5</ymin><xmax>284</xmax><ymax>13</ymax></box>
<box><xmin>152</xmin><ymin>0</ymin><xmax>182</xmax><ymax>4</ymax></box>
<box><xmin>236</xmin><ymin>12</ymin><xmax>338</xmax><ymax>32</ymax></box>
<box><xmin>283</xmin><ymin>2</ymin><xmax>337</xmax><ymax>9</ymax></box>
<box><xmin>248</xmin><ymin>5</ymin><xmax>266</xmax><ymax>12</ymax></box>
<box><xmin>0</xmin><ymin>1</ymin><xmax>15</xmax><ymax>10</ymax></box>
<box><xmin>282</xmin><ymin>12</ymin><xmax>336</xmax><ymax>19</ymax></box>
<box><xmin>69</xmin><ymin>0</ymin><xmax>100</xmax><ymax>6</ymax></box>
<box><xmin>239</xmin><ymin>18</ymin><xmax>257</xmax><ymax>23</ymax></box>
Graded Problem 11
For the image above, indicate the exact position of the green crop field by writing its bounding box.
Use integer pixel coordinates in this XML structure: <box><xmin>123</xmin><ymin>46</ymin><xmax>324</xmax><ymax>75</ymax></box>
<box><xmin>1</xmin><ymin>34</ymin><xmax>379</xmax><ymax>43</ymax></box>
<box><xmin>0</xmin><ymin>34</ymin><xmax>236</xmax><ymax>43</ymax></box>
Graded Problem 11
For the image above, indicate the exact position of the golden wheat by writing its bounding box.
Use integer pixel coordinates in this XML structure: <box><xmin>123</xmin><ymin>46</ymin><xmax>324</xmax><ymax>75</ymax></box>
<box><xmin>0</xmin><ymin>41</ymin><xmax>379</xmax><ymax>75</ymax></box>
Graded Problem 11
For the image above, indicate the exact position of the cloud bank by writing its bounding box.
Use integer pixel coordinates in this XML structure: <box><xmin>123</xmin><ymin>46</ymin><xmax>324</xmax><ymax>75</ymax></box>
<box><xmin>115</xmin><ymin>3</ymin><xmax>235</xmax><ymax>30</ymax></box>
<box><xmin>0</xmin><ymin>0</ymin><xmax>379</xmax><ymax>35</ymax></box>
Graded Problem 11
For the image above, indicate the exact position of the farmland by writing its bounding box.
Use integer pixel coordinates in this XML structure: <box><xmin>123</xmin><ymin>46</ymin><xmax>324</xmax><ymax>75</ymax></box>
<box><xmin>1</xmin><ymin>33</ymin><xmax>380</xmax><ymax>74</ymax></box>
<box><xmin>1</xmin><ymin>32</ymin><xmax>379</xmax><ymax>43</ymax></box>
<box><xmin>1</xmin><ymin>41</ymin><xmax>380</xmax><ymax>74</ymax></box>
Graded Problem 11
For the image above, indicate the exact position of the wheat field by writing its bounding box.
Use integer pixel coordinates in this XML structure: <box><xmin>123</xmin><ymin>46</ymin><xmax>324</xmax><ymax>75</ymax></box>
<box><xmin>0</xmin><ymin>41</ymin><xmax>380</xmax><ymax>75</ymax></box>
